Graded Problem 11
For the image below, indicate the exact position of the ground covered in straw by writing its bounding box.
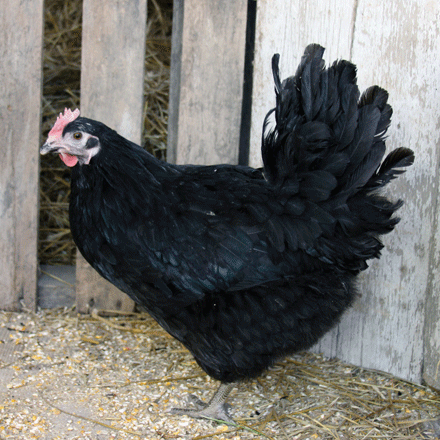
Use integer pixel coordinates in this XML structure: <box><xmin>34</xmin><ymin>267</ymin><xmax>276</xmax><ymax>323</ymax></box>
<box><xmin>1</xmin><ymin>309</ymin><xmax>439</xmax><ymax>440</ymax></box>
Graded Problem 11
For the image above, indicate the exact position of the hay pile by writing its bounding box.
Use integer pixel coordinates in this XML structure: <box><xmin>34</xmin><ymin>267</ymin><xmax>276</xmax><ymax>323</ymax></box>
<box><xmin>39</xmin><ymin>0</ymin><xmax>173</xmax><ymax>265</ymax></box>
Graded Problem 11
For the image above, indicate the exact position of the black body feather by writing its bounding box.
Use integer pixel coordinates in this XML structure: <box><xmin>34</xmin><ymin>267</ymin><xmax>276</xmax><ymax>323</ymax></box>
<box><xmin>64</xmin><ymin>45</ymin><xmax>413</xmax><ymax>383</ymax></box>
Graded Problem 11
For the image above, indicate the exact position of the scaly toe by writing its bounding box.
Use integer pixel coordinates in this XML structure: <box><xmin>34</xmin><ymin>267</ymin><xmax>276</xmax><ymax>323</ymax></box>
<box><xmin>187</xmin><ymin>394</ymin><xmax>208</xmax><ymax>408</ymax></box>
<box><xmin>169</xmin><ymin>383</ymin><xmax>235</xmax><ymax>423</ymax></box>
<box><xmin>169</xmin><ymin>402</ymin><xmax>233</xmax><ymax>423</ymax></box>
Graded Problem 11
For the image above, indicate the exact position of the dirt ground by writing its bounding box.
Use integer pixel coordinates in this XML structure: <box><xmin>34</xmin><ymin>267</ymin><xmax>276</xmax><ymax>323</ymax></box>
<box><xmin>1</xmin><ymin>308</ymin><xmax>439</xmax><ymax>440</ymax></box>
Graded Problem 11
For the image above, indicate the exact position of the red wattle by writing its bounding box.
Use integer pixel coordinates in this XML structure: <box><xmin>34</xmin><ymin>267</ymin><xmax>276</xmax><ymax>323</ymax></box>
<box><xmin>59</xmin><ymin>152</ymin><xmax>78</xmax><ymax>167</ymax></box>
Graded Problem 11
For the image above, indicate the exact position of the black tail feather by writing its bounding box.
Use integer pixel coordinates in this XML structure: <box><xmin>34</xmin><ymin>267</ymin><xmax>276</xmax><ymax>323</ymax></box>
<box><xmin>262</xmin><ymin>44</ymin><xmax>414</xmax><ymax>199</ymax></box>
<box><xmin>272</xmin><ymin>54</ymin><xmax>282</xmax><ymax>94</ymax></box>
<box><xmin>366</xmin><ymin>147</ymin><xmax>415</xmax><ymax>190</ymax></box>
<box><xmin>261</xmin><ymin>44</ymin><xmax>414</xmax><ymax>270</ymax></box>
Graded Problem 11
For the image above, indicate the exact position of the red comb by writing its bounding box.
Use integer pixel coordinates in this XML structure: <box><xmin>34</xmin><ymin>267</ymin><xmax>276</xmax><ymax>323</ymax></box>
<box><xmin>47</xmin><ymin>108</ymin><xmax>80</xmax><ymax>142</ymax></box>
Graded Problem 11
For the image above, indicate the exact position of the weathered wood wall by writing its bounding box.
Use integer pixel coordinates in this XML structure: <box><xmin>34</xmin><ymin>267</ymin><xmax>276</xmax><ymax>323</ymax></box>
<box><xmin>0</xmin><ymin>0</ymin><xmax>44</xmax><ymax>311</ymax></box>
<box><xmin>168</xmin><ymin>0</ymin><xmax>248</xmax><ymax>165</ymax></box>
<box><xmin>250</xmin><ymin>0</ymin><xmax>440</xmax><ymax>388</ymax></box>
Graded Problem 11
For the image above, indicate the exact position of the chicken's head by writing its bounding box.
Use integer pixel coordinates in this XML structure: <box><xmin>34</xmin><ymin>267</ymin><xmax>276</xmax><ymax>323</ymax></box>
<box><xmin>40</xmin><ymin>108</ymin><xmax>101</xmax><ymax>167</ymax></box>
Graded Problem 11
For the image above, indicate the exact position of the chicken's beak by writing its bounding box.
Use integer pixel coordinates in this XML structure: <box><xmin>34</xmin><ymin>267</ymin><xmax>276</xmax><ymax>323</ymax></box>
<box><xmin>40</xmin><ymin>141</ymin><xmax>58</xmax><ymax>155</ymax></box>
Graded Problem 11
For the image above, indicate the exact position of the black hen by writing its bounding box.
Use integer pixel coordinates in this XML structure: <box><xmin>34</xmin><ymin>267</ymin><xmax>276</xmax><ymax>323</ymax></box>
<box><xmin>40</xmin><ymin>44</ymin><xmax>414</xmax><ymax>421</ymax></box>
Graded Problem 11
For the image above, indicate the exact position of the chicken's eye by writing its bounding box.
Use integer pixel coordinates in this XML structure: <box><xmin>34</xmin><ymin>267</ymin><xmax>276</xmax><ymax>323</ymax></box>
<box><xmin>73</xmin><ymin>132</ymin><xmax>82</xmax><ymax>140</ymax></box>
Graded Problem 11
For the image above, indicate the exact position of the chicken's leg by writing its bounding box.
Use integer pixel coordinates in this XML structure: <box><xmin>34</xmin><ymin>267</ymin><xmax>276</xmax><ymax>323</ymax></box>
<box><xmin>170</xmin><ymin>382</ymin><xmax>235</xmax><ymax>423</ymax></box>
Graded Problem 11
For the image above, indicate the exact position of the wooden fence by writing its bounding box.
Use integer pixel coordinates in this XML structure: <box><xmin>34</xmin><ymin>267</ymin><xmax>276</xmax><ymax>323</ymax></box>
<box><xmin>1</xmin><ymin>0</ymin><xmax>439</xmax><ymax>389</ymax></box>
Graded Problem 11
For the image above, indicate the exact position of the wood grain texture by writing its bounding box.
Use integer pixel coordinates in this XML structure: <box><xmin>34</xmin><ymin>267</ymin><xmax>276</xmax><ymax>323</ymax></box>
<box><xmin>169</xmin><ymin>0</ymin><xmax>248</xmax><ymax>165</ymax></box>
<box><xmin>167</xmin><ymin>0</ymin><xmax>184</xmax><ymax>165</ymax></box>
<box><xmin>348</xmin><ymin>0</ymin><xmax>439</xmax><ymax>387</ymax></box>
<box><xmin>251</xmin><ymin>0</ymin><xmax>440</xmax><ymax>384</ymax></box>
<box><xmin>315</xmin><ymin>0</ymin><xmax>440</xmax><ymax>385</ymax></box>
<box><xmin>425</xmin><ymin>188</ymin><xmax>440</xmax><ymax>388</ymax></box>
<box><xmin>0</xmin><ymin>0</ymin><xmax>44</xmax><ymax>311</ymax></box>
<box><xmin>76</xmin><ymin>0</ymin><xmax>148</xmax><ymax>313</ymax></box>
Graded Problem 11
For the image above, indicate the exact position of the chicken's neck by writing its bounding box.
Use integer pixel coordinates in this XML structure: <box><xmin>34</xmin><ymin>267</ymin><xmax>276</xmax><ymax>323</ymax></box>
<box><xmin>71</xmin><ymin>135</ymin><xmax>176</xmax><ymax>196</ymax></box>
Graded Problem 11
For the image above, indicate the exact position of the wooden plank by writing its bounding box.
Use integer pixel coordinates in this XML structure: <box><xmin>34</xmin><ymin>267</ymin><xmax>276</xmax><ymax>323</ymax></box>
<box><xmin>349</xmin><ymin>0</ymin><xmax>439</xmax><ymax>386</ymax></box>
<box><xmin>76</xmin><ymin>0</ymin><xmax>148</xmax><ymax>313</ymax></box>
<box><xmin>314</xmin><ymin>0</ymin><xmax>440</xmax><ymax>385</ymax></box>
<box><xmin>425</xmin><ymin>193</ymin><xmax>440</xmax><ymax>389</ymax></box>
<box><xmin>0</xmin><ymin>0</ymin><xmax>44</xmax><ymax>311</ymax></box>
<box><xmin>167</xmin><ymin>0</ymin><xmax>184</xmax><ymax>165</ymax></box>
<box><xmin>168</xmin><ymin>0</ymin><xmax>248</xmax><ymax>165</ymax></box>
<box><xmin>251</xmin><ymin>0</ymin><xmax>440</xmax><ymax>384</ymax></box>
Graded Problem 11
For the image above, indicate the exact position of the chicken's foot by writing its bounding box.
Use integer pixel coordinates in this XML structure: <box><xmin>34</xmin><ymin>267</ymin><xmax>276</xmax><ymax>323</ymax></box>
<box><xmin>169</xmin><ymin>382</ymin><xmax>235</xmax><ymax>423</ymax></box>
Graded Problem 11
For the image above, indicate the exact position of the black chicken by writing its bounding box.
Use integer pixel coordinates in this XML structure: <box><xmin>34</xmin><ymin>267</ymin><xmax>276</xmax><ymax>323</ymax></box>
<box><xmin>40</xmin><ymin>44</ymin><xmax>414</xmax><ymax>422</ymax></box>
